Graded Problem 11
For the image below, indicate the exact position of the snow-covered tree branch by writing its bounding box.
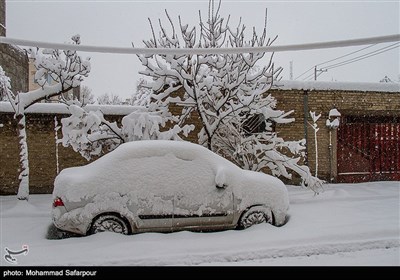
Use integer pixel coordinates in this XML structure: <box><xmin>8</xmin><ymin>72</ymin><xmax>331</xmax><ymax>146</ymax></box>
<box><xmin>138</xmin><ymin>0</ymin><xmax>323</xmax><ymax>192</ymax></box>
<box><xmin>128</xmin><ymin>78</ymin><xmax>152</xmax><ymax>106</ymax></box>
<box><xmin>0</xmin><ymin>35</ymin><xmax>91</xmax><ymax>200</ymax></box>
<box><xmin>0</xmin><ymin>66</ymin><xmax>13</xmax><ymax>102</ymax></box>
<box><xmin>138</xmin><ymin>0</ymin><xmax>282</xmax><ymax>150</ymax></box>
<box><xmin>309</xmin><ymin>111</ymin><xmax>321</xmax><ymax>177</ymax></box>
<box><xmin>60</xmin><ymin>103</ymin><xmax>194</xmax><ymax>160</ymax></box>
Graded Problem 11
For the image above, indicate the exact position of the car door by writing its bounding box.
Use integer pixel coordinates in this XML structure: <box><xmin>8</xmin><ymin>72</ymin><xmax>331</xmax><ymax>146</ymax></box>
<box><xmin>128</xmin><ymin>189</ymin><xmax>174</xmax><ymax>231</ymax></box>
<box><xmin>126</xmin><ymin>155</ymin><xmax>177</xmax><ymax>231</ymax></box>
<box><xmin>172</xmin><ymin>157</ymin><xmax>234</xmax><ymax>231</ymax></box>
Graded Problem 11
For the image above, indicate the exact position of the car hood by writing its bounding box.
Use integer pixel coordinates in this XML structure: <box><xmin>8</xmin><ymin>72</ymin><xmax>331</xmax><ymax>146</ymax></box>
<box><xmin>230</xmin><ymin>169</ymin><xmax>290</xmax><ymax>214</ymax></box>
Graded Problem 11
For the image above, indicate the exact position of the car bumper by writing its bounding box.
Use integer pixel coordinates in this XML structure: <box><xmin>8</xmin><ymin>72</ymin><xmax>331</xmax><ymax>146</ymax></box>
<box><xmin>273</xmin><ymin>210</ymin><xmax>288</xmax><ymax>226</ymax></box>
<box><xmin>52</xmin><ymin>206</ymin><xmax>87</xmax><ymax>235</ymax></box>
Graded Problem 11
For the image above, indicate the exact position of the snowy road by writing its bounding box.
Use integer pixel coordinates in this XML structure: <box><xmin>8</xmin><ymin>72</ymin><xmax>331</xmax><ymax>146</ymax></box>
<box><xmin>0</xmin><ymin>181</ymin><xmax>399</xmax><ymax>266</ymax></box>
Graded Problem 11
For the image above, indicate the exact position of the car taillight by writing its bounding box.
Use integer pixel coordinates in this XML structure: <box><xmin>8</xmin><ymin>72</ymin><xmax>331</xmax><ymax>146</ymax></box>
<box><xmin>53</xmin><ymin>197</ymin><xmax>64</xmax><ymax>207</ymax></box>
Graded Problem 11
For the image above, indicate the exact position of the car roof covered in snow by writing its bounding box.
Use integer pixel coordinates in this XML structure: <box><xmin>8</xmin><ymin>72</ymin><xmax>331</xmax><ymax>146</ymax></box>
<box><xmin>53</xmin><ymin>140</ymin><xmax>241</xmax><ymax>201</ymax></box>
<box><xmin>95</xmin><ymin>140</ymin><xmax>236</xmax><ymax>166</ymax></box>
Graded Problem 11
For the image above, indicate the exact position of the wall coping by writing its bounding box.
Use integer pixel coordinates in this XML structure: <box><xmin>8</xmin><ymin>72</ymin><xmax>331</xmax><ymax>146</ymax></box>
<box><xmin>0</xmin><ymin>102</ymin><xmax>141</xmax><ymax>115</ymax></box>
<box><xmin>273</xmin><ymin>80</ymin><xmax>400</xmax><ymax>93</ymax></box>
<box><xmin>1</xmin><ymin>80</ymin><xmax>398</xmax><ymax>115</ymax></box>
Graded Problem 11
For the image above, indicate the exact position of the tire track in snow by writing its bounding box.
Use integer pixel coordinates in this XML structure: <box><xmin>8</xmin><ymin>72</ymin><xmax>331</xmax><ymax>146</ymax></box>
<box><xmin>63</xmin><ymin>238</ymin><xmax>399</xmax><ymax>266</ymax></box>
<box><xmin>290</xmin><ymin>195</ymin><xmax>397</xmax><ymax>205</ymax></box>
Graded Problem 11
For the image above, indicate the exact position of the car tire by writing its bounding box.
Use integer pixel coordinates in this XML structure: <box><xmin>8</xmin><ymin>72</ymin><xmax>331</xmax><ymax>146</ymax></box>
<box><xmin>89</xmin><ymin>214</ymin><xmax>130</xmax><ymax>235</ymax></box>
<box><xmin>238</xmin><ymin>206</ymin><xmax>271</xmax><ymax>229</ymax></box>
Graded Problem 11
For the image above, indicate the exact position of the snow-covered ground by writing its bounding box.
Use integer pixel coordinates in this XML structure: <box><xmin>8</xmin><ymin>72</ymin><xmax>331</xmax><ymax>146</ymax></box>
<box><xmin>0</xmin><ymin>181</ymin><xmax>399</xmax><ymax>266</ymax></box>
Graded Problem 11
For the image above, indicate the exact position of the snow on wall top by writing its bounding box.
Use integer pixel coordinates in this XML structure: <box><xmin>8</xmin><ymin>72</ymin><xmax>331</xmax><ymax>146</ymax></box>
<box><xmin>0</xmin><ymin>81</ymin><xmax>398</xmax><ymax>115</ymax></box>
<box><xmin>0</xmin><ymin>102</ymin><xmax>140</xmax><ymax>115</ymax></box>
<box><xmin>273</xmin><ymin>80</ymin><xmax>400</xmax><ymax>93</ymax></box>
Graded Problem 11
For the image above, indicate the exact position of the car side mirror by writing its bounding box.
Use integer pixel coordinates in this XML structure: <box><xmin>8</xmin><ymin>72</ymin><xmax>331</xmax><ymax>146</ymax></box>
<box><xmin>215</xmin><ymin>168</ymin><xmax>228</xmax><ymax>189</ymax></box>
<box><xmin>216</xmin><ymin>183</ymin><xmax>227</xmax><ymax>189</ymax></box>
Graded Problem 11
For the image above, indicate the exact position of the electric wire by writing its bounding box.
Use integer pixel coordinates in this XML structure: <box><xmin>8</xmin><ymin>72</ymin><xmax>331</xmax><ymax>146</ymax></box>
<box><xmin>321</xmin><ymin>42</ymin><xmax>400</xmax><ymax>71</ymax></box>
<box><xmin>294</xmin><ymin>43</ymin><xmax>378</xmax><ymax>80</ymax></box>
<box><xmin>296</xmin><ymin>42</ymin><xmax>400</xmax><ymax>80</ymax></box>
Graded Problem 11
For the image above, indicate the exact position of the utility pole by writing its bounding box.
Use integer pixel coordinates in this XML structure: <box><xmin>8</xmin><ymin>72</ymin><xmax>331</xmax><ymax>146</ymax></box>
<box><xmin>314</xmin><ymin>66</ymin><xmax>327</xmax><ymax>81</ymax></box>
<box><xmin>314</xmin><ymin>66</ymin><xmax>317</xmax><ymax>81</ymax></box>
<box><xmin>290</xmin><ymin>61</ymin><xmax>293</xmax><ymax>80</ymax></box>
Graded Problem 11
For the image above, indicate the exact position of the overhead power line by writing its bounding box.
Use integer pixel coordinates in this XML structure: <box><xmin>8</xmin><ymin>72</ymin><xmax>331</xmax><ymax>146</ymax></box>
<box><xmin>321</xmin><ymin>42</ymin><xmax>400</xmax><ymax>71</ymax></box>
<box><xmin>294</xmin><ymin>43</ymin><xmax>378</xmax><ymax>80</ymax></box>
<box><xmin>297</xmin><ymin>42</ymin><xmax>400</xmax><ymax>81</ymax></box>
<box><xmin>0</xmin><ymin>34</ymin><xmax>399</xmax><ymax>55</ymax></box>
<box><xmin>302</xmin><ymin>72</ymin><xmax>315</xmax><ymax>81</ymax></box>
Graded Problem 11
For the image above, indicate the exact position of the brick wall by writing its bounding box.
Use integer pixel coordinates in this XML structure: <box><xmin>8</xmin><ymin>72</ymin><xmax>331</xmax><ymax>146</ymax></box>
<box><xmin>0</xmin><ymin>44</ymin><xmax>29</xmax><ymax>94</ymax></box>
<box><xmin>272</xmin><ymin>88</ymin><xmax>400</xmax><ymax>181</ymax></box>
<box><xmin>0</xmin><ymin>113</ymin><xmax>88</xmax><ymax>194</ymax></box>
<box><xmin>0</xmin><ymin>111</ymin><xmax>125</xmax><ymax>195</ymax></box>
<box><xmin>0</xmin><ymin>87</ymin><xmax>399</xmax><ymax>194</ymax></box>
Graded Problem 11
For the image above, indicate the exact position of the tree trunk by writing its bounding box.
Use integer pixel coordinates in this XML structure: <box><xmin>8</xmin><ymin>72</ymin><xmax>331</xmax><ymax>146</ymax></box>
<box><xmin>16</xmin><ymin>113</ymin><xmax>29</xmax><ymax>200</ymax></box>
<box><xmin>207</xmin><ymin>137</ymin><xmax>212</xmax><ymax>150</ymax></box>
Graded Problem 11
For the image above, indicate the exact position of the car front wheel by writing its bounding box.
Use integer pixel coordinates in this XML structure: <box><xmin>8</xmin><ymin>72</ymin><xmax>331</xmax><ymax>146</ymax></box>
<box><xmin>89</xmin><ymin>214</ymin><xmax>130</xmax><ymax>235</ymax></box>
<box><xmin>238</xmin><ymin>206</ymin><xmax>272</xmax><ymax>229</ymax></box>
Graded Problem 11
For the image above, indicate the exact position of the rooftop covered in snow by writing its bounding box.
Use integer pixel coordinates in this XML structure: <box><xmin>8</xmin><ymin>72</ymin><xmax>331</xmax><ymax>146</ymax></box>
<box><xmin>0</xmin><ymin>102</ymin><xmax>140</xmax><ymax>115</ymax></box>
<box><xmin>0</xmin><ymin>80</ymin><xmax>398</xmax><ymax>115</ymax></box>
<box><xmin>273</xmin><ymin>80</ymin><xmax>400</xmax><ymax>93</ymax></box>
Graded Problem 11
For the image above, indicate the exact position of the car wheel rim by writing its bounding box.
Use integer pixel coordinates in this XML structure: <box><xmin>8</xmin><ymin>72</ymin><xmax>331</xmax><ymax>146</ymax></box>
<box><xmin>93</xmin><ymin>218</ymin><xmax>128</xmax><ymax>234</ymax></box>
<box><xmin>241</xmin><ymin>211</ymin><xmax>266</xmax><ymax>228</ymax></box>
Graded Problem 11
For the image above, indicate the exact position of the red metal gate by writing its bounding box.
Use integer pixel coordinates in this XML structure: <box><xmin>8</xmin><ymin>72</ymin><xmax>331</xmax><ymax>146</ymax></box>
<box><xmin>337</xmin><ymin>116</ymin><xmax>400</xmax><ymax>183</ymax></box>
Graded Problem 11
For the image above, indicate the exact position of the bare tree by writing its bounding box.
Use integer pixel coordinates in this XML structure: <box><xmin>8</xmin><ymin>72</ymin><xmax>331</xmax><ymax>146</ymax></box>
<box><xmin>97</xmin><ymin>93</ymin><xmax>123</xmax><ymax>105</ymax></box>
<box><xmin>139</xmin><ymin>0</ymin><xmax>281</xmax><ymax>150</ymax></box>
<box><xmin>127</xmin><ymin>78</ymin><xmax>152</xmax><ymax>106</ymax></box>
<box><xmin>138</xmin><ymin>0</ymin><xmax>322</xmax><ymax>192</ymax></box>
<box><xmin>0</xmin><ymin>35</ymin><xmax>90</xmax><ymax>200</ymax></box>
<box><xmin>379</xmin><ymin>75</ymin><xmax>393</xmax><ymax>83</ymax></box>
<box><xmin>80</xmin><ymin>85</ymin><xmax>95</xmax><ymax>106</ymax></box>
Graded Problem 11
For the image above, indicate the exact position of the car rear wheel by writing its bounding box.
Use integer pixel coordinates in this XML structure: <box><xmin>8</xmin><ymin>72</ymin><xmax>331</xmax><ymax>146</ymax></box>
<box><xmin>89</xmin><ymin>214</ymin><xmax>130</xmax><ymax>235</ymax></box>
<box><xmin>238</xmin><ymin>206</ymin><xmax>271</xmax><ymax>229</ymax></box>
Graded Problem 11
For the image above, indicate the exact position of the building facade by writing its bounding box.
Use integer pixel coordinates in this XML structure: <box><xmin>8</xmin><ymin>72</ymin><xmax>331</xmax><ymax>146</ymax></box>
<box><xmin>28</xmin><ymin>58</ymin><xmax>81</xmax><ymax>102</ymax></box>
<box><xmin>0</xmin><ymin>0</ymin><xmax>29</xmax><ymax>94</ymax></box>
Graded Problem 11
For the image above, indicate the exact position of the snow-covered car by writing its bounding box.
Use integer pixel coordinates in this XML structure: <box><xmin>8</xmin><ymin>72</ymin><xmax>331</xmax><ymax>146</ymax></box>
<box><xmin>52</xmin><ymin>140</ymin><xmax>289</xmax><ymax>236</ymax></box>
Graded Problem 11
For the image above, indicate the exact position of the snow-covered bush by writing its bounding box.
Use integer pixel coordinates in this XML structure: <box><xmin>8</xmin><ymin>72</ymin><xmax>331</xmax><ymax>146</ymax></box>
<box><xmin>0</xmin><ymin>66</ymin><xmax>12</xmax><ymax>101</ymax></box>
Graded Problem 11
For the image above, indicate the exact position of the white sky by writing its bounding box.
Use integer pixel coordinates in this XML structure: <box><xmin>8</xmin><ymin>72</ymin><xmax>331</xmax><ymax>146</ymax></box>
<box><xmin>5</xmin><ymin>0</ymin><xmax>400</xmax><ymax>99</ymax></box>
